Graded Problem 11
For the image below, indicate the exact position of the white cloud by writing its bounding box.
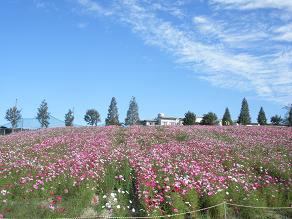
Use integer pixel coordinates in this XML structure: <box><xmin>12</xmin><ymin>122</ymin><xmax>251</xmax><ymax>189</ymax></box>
<box><xmin>77</xmin><ymin>0</ymin><xmax>112</xmax><ymax>16</ymax></box>
<box><xmin>211</xmin><ymin>0</ymin><xmax>292</xmax><ymax>11</ymax></box>
<box><xmin>33</xmin><ymin>0</ymin><xmax>57</xmax><ymax>10</ymax></box>
<box><xmin>77</xmin><ymin>0</ymin><xmax>292</xmax><ymax>104</ymax></box>
<box><xmin>273</xmin><ymin>24</ymin><xmax>292</xmax><ymax>42</ymax></box>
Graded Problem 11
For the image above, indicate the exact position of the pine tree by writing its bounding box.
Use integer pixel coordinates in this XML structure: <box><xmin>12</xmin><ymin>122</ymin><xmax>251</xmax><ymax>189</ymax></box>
<box><xmin>257</xmin><ymin>107</ymin><xmax>267</xmax><ymax>125</ymax></box>
<box><xmin>288</xmin><ymin>107</ymin><xmax>292</xmax><ymax>127</ymax></box>
<box><xmin>84</xmin><ymin>109</ymin><xmax>100</xmax><ymax>126</ymax></box>
<box><xmin>65</xmin><ymin>109</ymin><xmax>74</xmax><ymax>126</ymax></box>
<box><xmin>105</xmin><ymin>97</ymin><xmax>120</xmax><ymax>126</ymax></box>
<box><xmin>36</xmin><ymin>100</ymin><xmax>50</xmax><ymax>128</ymax></box>
<box><xmin>183</xmin><ymin>111</ymin><xmax>196</xmax><ymax>125</ymax></box>
<box><xmin>238</xmin><ymin>98</ymin><xmax>251</xmax><ymax>125</ymax></box>
<box><xmin>125</xmin><ymin>97</ymin><xmax>140</xmax><ymax>126</ymax></box>
<box><xmin>222</xmin><ymin>107</ymin><xmax>233</xmax><ymax>126</ymax></box>
<box><xmin>5</xmin><ymin>106</ymin><xmax>22</xmax><ymax>129</ymax></box>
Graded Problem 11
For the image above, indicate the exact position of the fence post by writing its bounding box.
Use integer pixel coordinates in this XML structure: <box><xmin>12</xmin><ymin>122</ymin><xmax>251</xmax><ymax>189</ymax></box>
<box><xmin>224</xmin><ymin>201</ymin><xmax>227</xmax><ymax>219</ymax></box>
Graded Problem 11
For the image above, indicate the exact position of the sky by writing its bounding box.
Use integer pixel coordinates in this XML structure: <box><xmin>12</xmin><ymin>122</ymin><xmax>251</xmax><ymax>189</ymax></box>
<box><xmin>0</xmin><ymin>0</ymin><xmax>291</xmax><ymax>125</ymax></box>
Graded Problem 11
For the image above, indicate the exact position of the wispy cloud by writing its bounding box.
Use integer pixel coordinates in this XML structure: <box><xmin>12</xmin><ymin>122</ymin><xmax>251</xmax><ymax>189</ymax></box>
<box><xmin>77</xmin><ymin>0</ymin><xmax>112</xmax><ymax>16</ymax></box>
<box><xmin>211</xmin><ymin>0</ymin><xmax>292</xmax><ymax>12</ymax></box>
<box><xmin>273</xmin><ymin>23</ymin><xmax>292</xmax><ymax>42</ymax></box>
<box><xmin>33</xmin><ymin>0</ymin><xmax>58</xmax><ymax>11</ymax></box>
<box><xmin>76</xmin><ymin>0</ymin><xmax>292</xmax><ymax>104</ymax></box>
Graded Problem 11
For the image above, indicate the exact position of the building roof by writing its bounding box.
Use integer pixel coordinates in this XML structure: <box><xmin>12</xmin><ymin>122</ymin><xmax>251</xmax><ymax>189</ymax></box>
<box><xmin>141</xmin><ymin>120</ymin><xmax>157</xmax><ymax>122</ymax></box>
<box><xmin>159</xmin><ymin>116</ymin><xmax>180</xmax><ymax>120</ymax></box>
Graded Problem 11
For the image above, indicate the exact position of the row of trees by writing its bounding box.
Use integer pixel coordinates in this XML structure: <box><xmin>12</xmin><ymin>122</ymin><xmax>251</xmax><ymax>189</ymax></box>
<box><xmin>4</xmin><ymin>97</ymin><xmax>292</xmax><ymax>128</ymax></box>
<box><xmin>5</xmin><ymin>100</ymin><xmax>50</xmax><ymax>129</ymax></box>
<box><xmin>183</xmin><ymin>98</ymin><xmax>292</xmax><ymax>126</ymax></box>
<box><xmin>4</xmin><ymin>97</ymin><xmax>140</xmax><ymax>128</ymax></box>
<box><xmin>83</xmin><ymin>97</ymin><xmax>140</xmax><ymax>126</ymax></box>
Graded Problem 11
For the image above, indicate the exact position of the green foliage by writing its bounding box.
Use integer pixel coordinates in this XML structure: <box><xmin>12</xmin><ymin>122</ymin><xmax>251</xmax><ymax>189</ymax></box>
<box><xmin>238</xmin><ymin>191</ymin><xmax>267</xmax><ymax>219</ymax></box>
<box><xmin>170</xmin><ymin>193</ymin><xmax>188</xmax><ymax>219</ymax></box>
<box><xmin>105</xmin><ymin>97</ymin><xmax>120</xmax><ymax>126</ymax></box>
<box><xmin>184</xmin><ymin>189</ymin><xmax>199</xmax><ymax>218</ymax></box>
<box><xmin>5</xmin><ymin>106</ymin><xmax>22</xmax><ymax>128</ymax></box>
<box><xmin>270</xmin><ymin>115</ymin><xmax>282</xmax><ymax>125</ymax></box>
<box><xmin>222</xmin><ymin>107</ymin><xmax>233</xmax><ymax>126</ymax></box>
<box><xmin>257</xmin><ymin>107</ymin><xmax>267</xmax><ymax>125</ymax></box>
<box><xmin>125</xmin><ymin>97</ymin><xmax>140</xmax><ymax>126</ymax></box>
<box><xmin>36</xmin><ymin>100</ymin><xmax>50</xmax><ymax>128</ymax></box>
<box><xmin>64</xmin><ymin>109</ymin><xmax>74</xmax><ymax>126</ymax></box>
<box><xmin>200</xmin><ymin>192</ymin><xmax>225</xmax><ymax>219</ymax></box>
<box><xmin>238</xmin><ymin>97</ymin><xmax>251</xmax><ymax>125</ymax></box>
<box><xmin>175</xmin><ymin>132</ymin><xmax>189</xmax><ymax>142</ymax></box>
<box><xmin>84</xmin><ymin>109</ymin><xmax>100</xmax><ymax>126</ymax></box>
<box><xmin>183</xmin><ymin>111</ymin><xmax>196</xmax><ymax>125</ymax></box>
<box><xmin>288</xmin><ymin>106</ymin><xmax>292</xmax><ymax>126</ymax></box>
<box><xmin>201</xmin><ymin>112</ymin><xmax>218</xmax><ymax>125</ymax></box>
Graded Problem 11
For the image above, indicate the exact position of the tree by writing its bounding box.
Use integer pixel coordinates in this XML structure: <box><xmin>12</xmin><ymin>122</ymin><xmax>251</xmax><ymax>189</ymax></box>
<box><xmin>238</xmin><ymin>97</ymin><xmax>251</xmax><ymax>125</ymax></box>
<box><xmin>5</xmin><ymin>106</ymin><xmax>22</xmax><ymax>129</ymax></box>
<box><xmin>65</xmin><ymin>109</ymin><xmax>74</xmax><ymax>127</ymax></box>
<box><xmin>200</xmin><ymin>112</ymin><xmax>218</xmax><ymax>125</ymax></box>
<box><xmin>222</xmin><ymin>107</ymin><xmax>233</xmax><ymax>126</ymax></box>
<box><xmin>282</xmin><ymin>104</ymin><xmax>291</xmax><ymax>126</ymax></box>
<box><xmin>257</xmin><ymin>107</ymin><xmax>267</xmax><ymax>125</ymax></box>
<box><xmin>270</xmin><ymin>115</ymin><xmax>282</xmax><ymax>125</ymax></box>
<box><xmin>125</xmin><ymin>97</ymin><xmax>140</xmax><ymax>126</ymax></box>
<box><xmin>287</xmin><ymin>106</ymin><xmax>292</xmax><ymax>127</ymax></box>
<box><xmin>36</xmin><ymin>100</ymin><xmax>50</xmax><ymax>128</ymax></box>
<box><xmin>105</xmin><ymin>97</ymin><xmax>120</xmax><ymax>126</ymax></box>
<box><xmin>84</xmin><ymin>109</ymin><xmax>100</xmax><ymax>126</ymax></box>
<box><xmin>183</xmin><ymin>111</ymin><xmax>196</xmax><ymax>125</ymax></box>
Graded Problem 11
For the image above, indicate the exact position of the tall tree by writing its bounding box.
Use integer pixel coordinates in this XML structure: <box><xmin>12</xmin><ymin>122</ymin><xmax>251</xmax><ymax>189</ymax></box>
<box><xmin>105</xmin><ymin>97</ymin><xmax>120</xmax><ymax>126</ymax></box>
<box><xmin>222</xmin><ymin>107</ymin><xmax>233</xmax><ymax>126</ymax></box>
<box><xmin>257</xmin><ymin>107</ymin><xmax>267</xmax><ymax>125</ymax></box>
<box><xmin>84</xmin><ymin>109</ymin><xmax>100</xmax><ymax>126</ymax></box>
<box><xmin>201</xmin><ymin>112</ymin><xmax>218</xmax><ymax>125</ymax></box>
<box><xmin>65</xmin><ymin>109</ymin><xmax>74</xmax><ymax>127</ymax></box>
<box><xmin>270</xmin><ymin>115</ymin><xmax>282</xmax><ymax>125</ymax></box>
<box><xmin>5</xmin><ymin>106</ymin><xmax>22</xmax><ymax>129</ymax></box>
<box><xmin>36</xmin><ymin>100</ymin><xmax>50</xmax><ymax>128</ymax></box>
<box><xmin>238</xmin><ymin>98</ymin><xmax>251</xmax><ymax>125</ymax></box>
<box><xmin>287</xmin><ymin>106</ymin><xmax>292</xmax><ymax>127</ymax></box>
<box><xmin>183</xmin><ymin>111</ymin><xmax>196</xmax><ymax>125</ymax></box>
<box><xmin>125</xmin><ymin>97</ymin><xmax>140</xmax><ymax>126</ymax></box>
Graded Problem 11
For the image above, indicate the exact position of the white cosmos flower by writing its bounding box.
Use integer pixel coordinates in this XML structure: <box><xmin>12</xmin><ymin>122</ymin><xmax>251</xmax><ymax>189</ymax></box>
<box><xmin>1</xmin><ymin>190</ymin><xmax>7</xmax><ymax>196</ymax></box>
<box><xmin>111</xmin><ymin>193</ymin><xmax>116</xmax><ymax>198</ymax></box>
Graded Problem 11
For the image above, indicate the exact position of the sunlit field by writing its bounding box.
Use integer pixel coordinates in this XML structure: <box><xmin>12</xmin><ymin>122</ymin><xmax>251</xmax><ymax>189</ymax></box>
<box><xmin>0</xmin><ymin>126</ymin><xmax>291</xmax><ymax>218</ymax></box>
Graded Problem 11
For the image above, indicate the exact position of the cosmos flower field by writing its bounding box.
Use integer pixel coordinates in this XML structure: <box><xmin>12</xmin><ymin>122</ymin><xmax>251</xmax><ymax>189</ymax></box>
<box><xmin>0</xmin><ymin>126</ymin><xmax>291</xmax><ymax>218</ymax></box>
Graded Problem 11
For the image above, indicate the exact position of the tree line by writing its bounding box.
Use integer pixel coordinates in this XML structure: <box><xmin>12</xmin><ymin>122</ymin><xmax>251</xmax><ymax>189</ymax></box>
<box><xmin>3</xmin><ymin>97</ymin><xmax>140</xmax><ymax>128</ymax></box>
<box><xmin>183</xmin><ymin>98</ymin><xmax>292</xmax><ymax>126</ymax></box>
<box><xmin>3</xmin><ymin>97</ymin><xmax>292</xmax><ymax>128</ymax></box>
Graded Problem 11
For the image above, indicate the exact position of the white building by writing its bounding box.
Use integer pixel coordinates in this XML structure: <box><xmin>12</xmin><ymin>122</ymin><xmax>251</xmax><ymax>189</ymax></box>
<box><xmin>195</xmin><ymin>117</ymin><xmax>203</xmax><ymax>124</ymax></box>
<box><xmin>157</xmin><ymin>113</ymin><xmax>183</xmax><ymax>126</ymax></box>
<box><xmin>140</xmin><ymin>113</ymin><xmax>183</xmax><ymax>126</ymax></box>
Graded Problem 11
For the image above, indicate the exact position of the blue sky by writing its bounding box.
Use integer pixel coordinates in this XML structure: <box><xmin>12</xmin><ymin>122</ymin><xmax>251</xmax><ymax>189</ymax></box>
<box><xmin>0</xmin><ymin>0</ymin><xmax>291</xmax><ymax>125</ymax></box>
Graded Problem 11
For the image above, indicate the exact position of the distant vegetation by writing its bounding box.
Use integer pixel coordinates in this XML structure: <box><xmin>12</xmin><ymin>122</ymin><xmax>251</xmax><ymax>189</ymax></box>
<box><xmin>2</xmin><ymin>97</ymin><xmax>292</xmax><ymax>128</ymax></box>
